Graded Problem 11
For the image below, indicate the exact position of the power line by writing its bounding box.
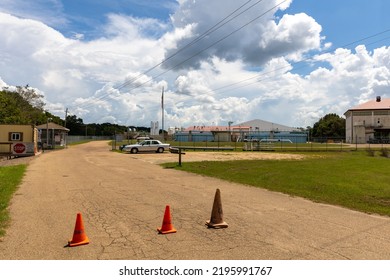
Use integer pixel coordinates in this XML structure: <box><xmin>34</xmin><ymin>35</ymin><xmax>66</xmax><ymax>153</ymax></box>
<box><xmin>69</xmin><ymin>3</ymin><xmax>390</xmax><ymax>116</ymax></box>
<box><xmin>115</xmin><ymin>0</ymin><xmax>260</xmax><ymax>91</ymax></box>
<box><xmin>209</xmin><ymin>29</ymin><xmax>390</xmax><ymax>95</ymax></box>
<box><xmin>80</xmin><ymin>0</ymin><xmax>262</xmax><ymax>111</ymax></box>
<box><xmin>67</xmin><ymin>29</ymin><xmax>390</xmax><ymax>119</ymax></box>
<box><xmin>73</xmin><ymin>0</ymin><xmax>278</xmax><ymax>111</ymax></box>
<box><xmin>110</xmin><ymin>0</ymin><xmax>288</xmax><ymax>95</ymax></box>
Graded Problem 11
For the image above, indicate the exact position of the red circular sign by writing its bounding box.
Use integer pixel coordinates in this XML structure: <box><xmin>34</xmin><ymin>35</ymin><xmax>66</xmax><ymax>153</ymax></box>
<box><xmin>13</xmin><ymin>143</ymin><xmax>26</xmax><ymax>154</ymax></box>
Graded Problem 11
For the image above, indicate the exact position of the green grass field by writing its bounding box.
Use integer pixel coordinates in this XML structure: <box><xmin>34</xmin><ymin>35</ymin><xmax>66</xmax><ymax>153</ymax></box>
<box><xmin>114</xmin><ymin>139</ymin><xmax>364</xmax><ymax>152</ymax></box>
<box><xmin>163</xmin><ymin>151</ymin><xmax>390</xmax><ymax>216</ymax></box>
<box><xmin>0</xmin><ymin>164</ymin><xmax>26</xmax><ymax>237</ymax></box>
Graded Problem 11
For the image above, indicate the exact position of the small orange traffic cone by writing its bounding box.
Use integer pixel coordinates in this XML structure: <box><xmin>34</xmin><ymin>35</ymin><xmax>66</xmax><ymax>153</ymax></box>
<box><xmin>157</xmin><ymin>205</ymin><xmax>177</xmax><ymax>234</ymax></box>
<box><xmin>68</xmin><ymin>213</ymin><xmax>89</xmax><ymax>247</ymax></box>
<box><xmin>206</xmin><ymin>189</ymin><xmax>228</xmax><ymax>228</ymax></box>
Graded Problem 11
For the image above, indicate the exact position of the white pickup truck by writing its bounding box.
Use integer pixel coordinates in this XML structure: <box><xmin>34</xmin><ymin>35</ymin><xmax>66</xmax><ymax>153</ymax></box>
<box><xmin>122</xmin><ymin>140</ymin><xmax>170</xmax><ymax>154</ymax></box>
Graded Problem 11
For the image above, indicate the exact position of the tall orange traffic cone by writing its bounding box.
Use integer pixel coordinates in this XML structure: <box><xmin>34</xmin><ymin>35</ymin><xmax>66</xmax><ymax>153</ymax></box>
<box><xmin>68</xmin><ymin>213</ymin><xmax>89</xmax><ymax>247</ymax></box>
<box><xmin>157</xmin><ymin>205</ymin><xmax>177</xmax><ymax>234</ymax></box>
<box><xmin>206</xmin><ymin>189</ymin><xmax>228</xmax><ymax>228</ymax></box>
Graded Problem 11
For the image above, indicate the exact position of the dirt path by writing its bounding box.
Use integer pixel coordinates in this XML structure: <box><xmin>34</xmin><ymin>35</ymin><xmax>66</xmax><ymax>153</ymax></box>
<box><xmin>1</xmin><ymin>141</ymin><xmax>390</xmax><ymax>260</ymax></box>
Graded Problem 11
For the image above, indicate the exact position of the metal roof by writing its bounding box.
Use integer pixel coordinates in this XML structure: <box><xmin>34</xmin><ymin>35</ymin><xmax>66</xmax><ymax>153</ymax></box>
<box><xmin>184</xmin><ymin>125</ymin><xmax>251</xmax><ymax>132</ymax></box>
<box><xmin>236</xmin><ymin>119</ymin><xmax>297</xmax><ymax>132</ymax></box>
<box><xmin>347</xmin><ymin>98</ymin><xmax>390</xmax><ymax>111</ymax></box>
<box><xmin>36</xmin><ymin>122</ymin><xmax>70</xmax><ymax>131</ymax></box>
<box><xmin>184</xmin><ymin>119</ymin><xmax>297</xmax><ymax>132</ymax></box>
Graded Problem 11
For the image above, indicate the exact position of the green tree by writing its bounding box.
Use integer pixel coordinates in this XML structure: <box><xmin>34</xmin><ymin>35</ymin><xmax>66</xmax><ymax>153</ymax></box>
<box><xmin>312</xmin><ymin>113</ymin><xmax>346</xmax><ymax>139</ymax></box>
<box><xmin>0</xmin><ymin>87</ymin><xmax>45</xmax><ymax>125</ymax></box>
<box><xmin>66</xmin><ymin>115</ymin><xmax>85</xmax><ymax>135</ymax></box>
<box><xmin>87</xmin><ymin>123</ymin><xmax>128</xmax><ymax>136</ymax></box>
<box><xmin>15</xmin><ymin>86</ymin><xmax>45</xmax><ymax>111</ymax></box>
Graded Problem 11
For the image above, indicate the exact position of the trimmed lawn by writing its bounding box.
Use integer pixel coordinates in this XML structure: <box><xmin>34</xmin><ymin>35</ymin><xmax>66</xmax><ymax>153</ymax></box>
<box><xmin>163</xmin><ymin>151</ymin><xmax>390</xmax><ymax>216</ymax></box>
<box><xmin>0</xmin><ymin>165</ymin><xmax>26</xmax><ymax>236</ymax></box>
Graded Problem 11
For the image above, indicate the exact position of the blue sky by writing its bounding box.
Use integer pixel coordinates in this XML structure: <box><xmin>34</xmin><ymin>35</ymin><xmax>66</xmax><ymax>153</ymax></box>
<box><xmin>46</xmin><ymin>0</ymin><xmax>390</xmax><ymax>49</ymax></box>
<box><xmin>0</xmin><ymin>0</ymin><xmax>389</xmax><ymax>128</ymax></box>
<box><xmin>59</xmin><ymin>0</ymin><xmax>178</xmax><ymax>39</ymax></box>
<box><xmin>287</xmin><ymin>0</ymin><xmax>390</xmax><ymax>50</ymax></box>
<box><xmin>6</xmin><ymin>0</ymin><xmax>389</xmax><ymax>49</ymax></box>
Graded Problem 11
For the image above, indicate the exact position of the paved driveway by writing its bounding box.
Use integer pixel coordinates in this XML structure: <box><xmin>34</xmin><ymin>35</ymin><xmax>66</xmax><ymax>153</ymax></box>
<box><xmin>1</xmin><ymin>141</ymin><xmax>390</xmax><ymax>259</ymax></box>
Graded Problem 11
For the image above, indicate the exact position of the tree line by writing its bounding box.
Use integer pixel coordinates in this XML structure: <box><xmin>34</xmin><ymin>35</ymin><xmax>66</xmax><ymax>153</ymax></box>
<box><xmin>0</xmin><ymin>87</ymin><xmax>150</xmax><ymax>136</ymax></box>
<box><xmin>0</xmin><ymin>87</ymin><xmax>345</xmax><ymax>138</ymax></box>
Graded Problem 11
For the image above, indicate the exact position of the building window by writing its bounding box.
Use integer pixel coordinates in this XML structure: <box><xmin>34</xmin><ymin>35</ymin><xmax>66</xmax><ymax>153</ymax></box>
<box><xmin>9</xmin><ymin>132</ymin><xmax>23</xmax><ymax>141</ymax></box>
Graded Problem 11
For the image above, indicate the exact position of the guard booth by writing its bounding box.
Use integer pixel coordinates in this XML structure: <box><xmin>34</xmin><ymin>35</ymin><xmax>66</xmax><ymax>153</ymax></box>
<box><xmin>0</xmin><ymin>124</ymin><xmax>39</xmax><ymax>157</ymax></box>
<box><xmin>36</xmin><ymin>122</ymin><xmax>69</xmax><ymax>149</ymax></box>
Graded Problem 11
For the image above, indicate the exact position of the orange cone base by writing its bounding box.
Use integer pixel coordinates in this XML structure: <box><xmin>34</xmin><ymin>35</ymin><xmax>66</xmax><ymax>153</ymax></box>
<box><xmin>68</xmin><ymin>237</ymin><xmax>90</xmax><ymax>247</ymax></box>
<box><xmin>157</xmin><ymin>227</ymin><xmax>177</xmax><ymax>234</ymax></box>
<box><xmin>206</xmin><ymin>220</ymin><xmax>228</xmax><ymax>229</ymax></box>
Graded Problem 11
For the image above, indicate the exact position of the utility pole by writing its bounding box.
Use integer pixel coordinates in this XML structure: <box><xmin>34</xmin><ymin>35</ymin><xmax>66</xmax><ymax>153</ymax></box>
<box><xmin>64</xmin><ymin>108</ymin><xmax>68</xmax><ymax>127</ymax></box>
<box><xmin>161</xmin><ymin>87</ymin><xmax>164</xmax><ymax>140</ymax></box>
<box><xmin>64</xmin><ymin>108</ymin><xmax>68</xmax><ymax>148</ymax></box>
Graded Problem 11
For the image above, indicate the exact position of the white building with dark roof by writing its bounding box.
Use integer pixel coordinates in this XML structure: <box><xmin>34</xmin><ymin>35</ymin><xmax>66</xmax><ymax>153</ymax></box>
<box><xmin>344</xmin><ymin>96</ymin><xmax>390</xmax><ymax>144</ymax></box>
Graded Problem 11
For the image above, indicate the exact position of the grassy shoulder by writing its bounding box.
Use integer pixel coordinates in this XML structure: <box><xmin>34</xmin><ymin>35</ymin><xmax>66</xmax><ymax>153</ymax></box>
<box><xmin>0</xmin><ymin>164</ymin><xmax>26</xmax><ymax>237</ymax></box>
<box><xmin>162</xmin><ymin>151</ymin><xmax>390</xmax><ymax>216</ymax></box>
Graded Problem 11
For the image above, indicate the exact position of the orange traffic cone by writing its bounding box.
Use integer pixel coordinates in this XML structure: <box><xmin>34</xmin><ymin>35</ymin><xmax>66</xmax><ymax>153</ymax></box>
<box><xmin>157</xmin><ymin>205</ymin><xmax>177</xmax><ymax>234</ymax></box>
<box><xmin>206</xmin><ymin>189</ymin><xmax>228</xmax><ymax>228</ymax></box>
<box><xmin>68</xmin><ymin>213</ymin><xmax>89</xmax><ymax>247</ymax></box>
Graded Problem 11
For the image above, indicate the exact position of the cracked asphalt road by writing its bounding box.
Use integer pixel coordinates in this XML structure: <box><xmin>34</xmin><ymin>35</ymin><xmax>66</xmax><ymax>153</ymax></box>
<box><xmin>1</xmin><ymin>141</ymin><xmax>390</xmax><ymax>260</ymax></box>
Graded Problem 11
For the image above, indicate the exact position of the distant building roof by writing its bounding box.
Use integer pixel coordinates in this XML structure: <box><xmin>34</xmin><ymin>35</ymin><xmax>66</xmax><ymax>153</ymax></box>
<box><xmin>184</xmin><ymin>125</ymin><xmax>250</xmax><ymax>132</ymax></box>
<box><xmin>184</xmin><ymin>119</ymin><xmax>297</xmax><ymax>132</ymax></box>
<box><xmin>36</xmin><ymin>122</ymin><xmax>70</xmax><ymax>132</ymax></box>
<box><xmin>185</xmin><ymin>126</ymin><xmax>225</xmax><ymax>132</ymax></box>
<box><xmin>236</xmin><ymin>119</ymin><xmax>297</xmax><ymax>132</ymax></box>
<box><xmin>346</xmin><ymin>97</ymin><xmax>390</xmax><ymax>111</ymax></box>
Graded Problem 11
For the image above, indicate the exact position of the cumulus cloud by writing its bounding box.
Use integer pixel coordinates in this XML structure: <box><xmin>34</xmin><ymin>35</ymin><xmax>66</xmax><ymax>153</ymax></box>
<box><xmin>162</xmin><ymin>0</ymin><xmax>321</xmax><ymax>69</ymax></box>
<box><xmin>0</xmin><ymin>77</ymin><xmax>8</xmax><ymax>88</ymax></box>
<box><xmin>171</xmin><ymin>45</ymin><xmax>390</xmax><ymax>128</ymax></box>
<box><xmin>0</xmin><ymin>0</ymin><xmax>390</xmax><ymax>130</ymax></box>
<box><xmin>259</xmin><ymin>13</ymin><xmax>322</xmax><ymax>62</ymax></box>
<box><xmin>0</xmin><ymin>12</ymin><xmax>166</xmax><ymax>103</ymax></box>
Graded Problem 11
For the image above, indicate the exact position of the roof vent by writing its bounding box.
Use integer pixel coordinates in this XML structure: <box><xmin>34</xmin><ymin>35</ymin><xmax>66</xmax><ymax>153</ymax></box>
<box><xmin>376</xmin><ymin>96</ymin><xmax>381</xmax><ymax>102</ymax></box>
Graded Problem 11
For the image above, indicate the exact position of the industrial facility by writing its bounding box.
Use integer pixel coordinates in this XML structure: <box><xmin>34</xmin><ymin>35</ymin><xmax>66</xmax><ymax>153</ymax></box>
<box><xmin>174</xmin><ymin>119</ymin><xmax>307</xmax><ymax>143</ymax></box>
